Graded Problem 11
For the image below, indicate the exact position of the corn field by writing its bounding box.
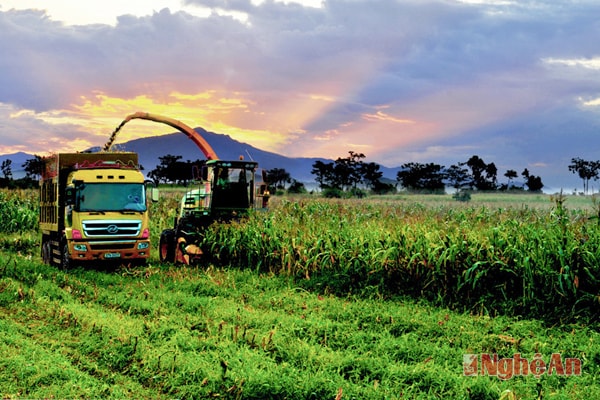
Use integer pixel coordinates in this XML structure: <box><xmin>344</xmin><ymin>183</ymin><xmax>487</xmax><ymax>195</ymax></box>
<box><xmin>199</xmin><ymin>196</ymin><xmax>600</xmax><ymax>321</ymax></box>
<box><xmin>0</xmin><ymin>190</ymin><xmax>38</xmax><ymax>234</ymax></box>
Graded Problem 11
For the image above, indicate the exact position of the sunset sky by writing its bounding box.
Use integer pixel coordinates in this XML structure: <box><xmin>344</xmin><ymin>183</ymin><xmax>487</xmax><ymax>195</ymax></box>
<box><xmin>1</xmin><ymin>0</ymin><xmax>599</xmax><ymax>191</ymax></box>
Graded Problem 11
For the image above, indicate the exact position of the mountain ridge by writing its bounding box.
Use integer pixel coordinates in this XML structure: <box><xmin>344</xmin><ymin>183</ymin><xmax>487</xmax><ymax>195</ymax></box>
<box><xmin>107</xmin><ymin>128</ymin><xmax>334</xmax><ymax>182</ymax></box>
<box><xmin>1</xmin><ymin>128</ymin><xmax>401</xmax><ymax>182</ymax></box>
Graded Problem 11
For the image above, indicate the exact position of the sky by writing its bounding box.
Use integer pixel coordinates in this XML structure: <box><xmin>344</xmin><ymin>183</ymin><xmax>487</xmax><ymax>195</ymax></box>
<box><xmin>1</xmin><ymin>0</ymin><xmax>600</xmax><ymax>192</ymax></box>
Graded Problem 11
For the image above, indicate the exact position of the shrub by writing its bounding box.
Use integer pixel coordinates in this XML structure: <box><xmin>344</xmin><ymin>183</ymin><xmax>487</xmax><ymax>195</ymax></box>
<box><xmin>452</xmin><ymin>190</ymin><xmax>471</xmax><ymax>202</ymax></box>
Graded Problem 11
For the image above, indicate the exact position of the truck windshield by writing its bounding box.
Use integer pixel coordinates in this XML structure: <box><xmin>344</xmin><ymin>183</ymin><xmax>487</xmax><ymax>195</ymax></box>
<box><xmin>77</xmin><ymin>183</ymin><xmax>147</xmax><ymax>212</ymax></box>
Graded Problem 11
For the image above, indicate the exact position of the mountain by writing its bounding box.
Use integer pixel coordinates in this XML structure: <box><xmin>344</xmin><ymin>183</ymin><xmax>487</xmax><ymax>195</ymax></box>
<box><xmin>105</xmin><ymin>128</ymin><xmax>325</xmax><ymax>182</ymax></box>
<box><xmin>1</xmin><ymin>128</ymin><xmax>401</xmax><ymax>183</ymax></box>
<box><xmin>0</xmin><ymin>151</ymin><xmax>32</xmax><ymax>179</ymax></box>
<box><xmin>105</xmin><ymin>128</ymin><xmax>401</xmax><ymax>182</ymax></box>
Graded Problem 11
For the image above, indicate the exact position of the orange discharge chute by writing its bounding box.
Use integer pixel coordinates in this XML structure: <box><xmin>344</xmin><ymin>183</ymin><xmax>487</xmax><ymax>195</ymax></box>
<box><xmin>103</xmin><ymin>111</ymin><xmax>219</xmax><ymax>160</ymax></box>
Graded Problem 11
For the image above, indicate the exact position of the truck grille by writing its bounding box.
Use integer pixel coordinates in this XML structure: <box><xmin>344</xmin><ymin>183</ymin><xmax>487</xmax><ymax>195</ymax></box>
<box><xmin>90</xmin><ymin>242</ymin><xmax>136</xmax><ymax>250</ymax></box>
<box><xmin>82</xmin><ymin>220</ymin><xmax>142</xmax><ymax>237</ymax></box>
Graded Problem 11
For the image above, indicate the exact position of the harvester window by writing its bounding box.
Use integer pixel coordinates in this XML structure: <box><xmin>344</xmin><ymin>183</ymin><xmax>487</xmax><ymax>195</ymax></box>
<box><xmin>217</xmin><ymin>168</ymin><xmax>229</xmax><ymax>187</ymax></box>
<box><xmin>211</xmin><ymin>166</ymin><xmax>252</xmax><ymax>209</ymax></box>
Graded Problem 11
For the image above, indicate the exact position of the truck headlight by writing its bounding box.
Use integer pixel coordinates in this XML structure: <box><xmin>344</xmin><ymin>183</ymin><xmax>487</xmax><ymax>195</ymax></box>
<box><xmin>74</xmin><ymin>244</ymin><xmax>87</xmax><ymax>252</ymax></box>
<box><xmin>137</xmin><ymin>242</ymin><xmax>149</xmax><ymax>250</ymax></box>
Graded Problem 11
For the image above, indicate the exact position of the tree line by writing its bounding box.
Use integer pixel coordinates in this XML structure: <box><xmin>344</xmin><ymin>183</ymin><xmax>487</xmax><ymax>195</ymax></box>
<box><xmin>0</xmin><ymin>156</ymin><xmax>44</xmax><ymax>189</ymax></box>
<box><xmin>310</xmin><ymin>151</ymin><xmax>394</xmax><ymax>196</ymax></box>
<box><xmin>2</xmin><ymin>153</ymin><xmax>599</xmax><ymax>196</ymax></box>
<box><xmin>310</xmin><ymin>152</ymin><xmax>547</xmax><ymax>195</ymax></box>
<box><xmin>568</xmin><ymin>157</ymin><xmax>600</xmax><ymax>194</ymax></box>
<box><xmin>395</xmin><ymin>155</ymin><xmax>544</xmax><ymax>193</ymax></box>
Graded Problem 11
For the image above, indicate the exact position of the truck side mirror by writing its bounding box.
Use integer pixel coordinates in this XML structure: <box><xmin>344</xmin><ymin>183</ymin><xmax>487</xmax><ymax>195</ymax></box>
<box><xmin>144</xmin><ymin>180</ymin><xmax>159</xmax><ymax>202</ymax></box>
<box><xmin>150</xmin><ymin>188</ymin><xmax>159</xmax><ymax>202</ymax></box>
<box><xmin>65</xmin><ymin>186</ymin><xmax>75</xmax><ymax>206</ymax></box>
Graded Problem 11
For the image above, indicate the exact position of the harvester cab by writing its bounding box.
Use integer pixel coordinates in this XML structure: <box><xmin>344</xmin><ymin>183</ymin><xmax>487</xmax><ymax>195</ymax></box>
<box><xmin>180</xmin><ymin>159</ymin><xmax>259</xmax><ymax>218</ymax></box>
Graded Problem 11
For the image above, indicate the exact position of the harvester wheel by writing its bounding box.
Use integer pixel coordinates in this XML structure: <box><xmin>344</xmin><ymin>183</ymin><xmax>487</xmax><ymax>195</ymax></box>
<box><xmin>159</xmin><ymin>229</ymin><xmax>176</xmax><ymax>263</ymax></box>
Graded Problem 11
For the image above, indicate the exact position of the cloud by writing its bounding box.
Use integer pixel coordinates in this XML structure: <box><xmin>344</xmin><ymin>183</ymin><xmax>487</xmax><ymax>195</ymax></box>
<box><xmin>0</xmin><ymin>103</ymin><xmax>97</xmax><ymax>154</ymax></box>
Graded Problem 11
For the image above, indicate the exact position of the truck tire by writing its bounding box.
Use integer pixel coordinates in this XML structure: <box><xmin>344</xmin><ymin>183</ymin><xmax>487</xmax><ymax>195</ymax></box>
<box><xmin>41</xmin><ymin>239</ymin><xmax>52</xmax><ymax>265</ymax></box>
<box><xmin>159</xmin><ymin>229</ymin><xmax>176</xmax><ymax>263</ymax></box>
<box><xmin>61</xmin><ymin>241</ymin><xmax>72</xmax><ymax>270</ymax></box>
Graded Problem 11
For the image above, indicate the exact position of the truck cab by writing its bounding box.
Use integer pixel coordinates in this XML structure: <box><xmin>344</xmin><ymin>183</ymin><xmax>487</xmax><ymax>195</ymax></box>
<box><xmin>40</xmin><ymin>153</ymin><xmax>153</xmax><ymax>268</ymax></box>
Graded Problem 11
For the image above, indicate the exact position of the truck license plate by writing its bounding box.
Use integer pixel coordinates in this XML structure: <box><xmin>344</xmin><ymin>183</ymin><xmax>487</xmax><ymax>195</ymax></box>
<box><xmin>104</xmin><ymin>252</ymin><xmax>121</xmax><ymax>259</ymax></box>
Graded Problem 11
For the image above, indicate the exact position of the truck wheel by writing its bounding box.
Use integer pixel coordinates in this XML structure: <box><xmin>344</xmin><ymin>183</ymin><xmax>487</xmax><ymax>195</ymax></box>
<box><xmin>159</xmin><ymin>229</ymin><xmax>176</xmax><ymax>263</ymax></box>
<box><xmin>61</xmin><ymin>241</ymin><xmax>72</xmax><ymax>270</ymax></box>
<box><xmin>41</xmin><ymin>239</ymin><xmax>51</xmax><ymax>265</ymax></box>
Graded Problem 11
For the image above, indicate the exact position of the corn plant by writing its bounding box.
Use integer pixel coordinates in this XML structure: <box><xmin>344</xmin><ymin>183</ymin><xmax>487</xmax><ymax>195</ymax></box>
<box><xmin>0</xmin><ymin>189</ymin><xmax>38</xmax><ymax>234</ymax></box>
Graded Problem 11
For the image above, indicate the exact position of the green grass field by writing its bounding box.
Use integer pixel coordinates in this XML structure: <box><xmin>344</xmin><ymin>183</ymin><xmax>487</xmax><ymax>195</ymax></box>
<box><xmin>1</xmin><ymin>189</ymin><xmax>599</xmax><ymax>399</ymax></box>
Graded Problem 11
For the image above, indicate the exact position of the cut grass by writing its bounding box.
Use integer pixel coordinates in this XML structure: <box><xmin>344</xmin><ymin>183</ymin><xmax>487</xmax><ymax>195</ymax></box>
<box><xmin>1</xmin><ymin>252</ymin><xmax>598</xmax><ymax>399</ymax></box>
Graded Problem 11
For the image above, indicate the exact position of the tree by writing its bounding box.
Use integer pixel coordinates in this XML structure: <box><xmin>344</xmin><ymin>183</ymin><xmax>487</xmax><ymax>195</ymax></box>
<box><xmin>522</xmin><ymin>168</ymin><xmax>544</xmax><ymax>192</ymax></box>
<box><xmin>311</xmin><ymin>151</ymin><xmax>367</xmax><ymax>192</ymax></box>
<box><xmin>0</xmin><ymin>159</ymin><xmax>13</xmax><ymax>188</ymax></box>
<box><xmin>311</xmin><ymin>160</ymin><xmax>336</xmax><ymax>189</ymax></box>
<box><xmin>334</xmin><ymin>151</ymin><xmax>365</xmax><ymax>190</ymax></box>
<box><xmin>465</xmin><ymin>155</ymin><xmax>497</xmax><ymax>190</ymax></box>
<box><xmin>504</xmin><ymin>169</ymin><xmax>518</xmax><ymax>189</ymax></box>
<box><xmin>568</xmin><ymin>157</ymin><xmax>600</xmax><ymax>194</ymax></box>
<box><xmin>359</xmin><ymin>161</ymin><xmax>395</xmax><ymax>193</ymax></box>
<box><xmin>359</xmin><ymin>162</ymin><xmax>383</xmax><ymax>191</ymax></box>
<box><xmin>371</xmin><ymin>180</ymin><xmax>396</xmax><ymax>194</ymax></box>
<box><xmin>149</xmin><ymin>155</ymin><xmax>181</xmax><ymax>185</ymax></box>
<box><xmin>287</xmin><ymin>179</ymin><xmax>307</xmax><ymax>194</ymax></box>
<box><xmin>445</xmin><ymin>163</ymin><xmax>471</xmax><ymax>191</ymax></box>
<box><xmin>1</xmin><ymin>159</ymin><xmax>13</xmax><ymax>180</ymax></box>
<box><xmin>486</xmin><ymin>162</ymin><xmax>498</xmax><ymax>188</ymax></box>
<box><xmin>397</xmin><ymin>162</ymin><xmax>446</xmax><ymax>192</ymax></box>
<box><xmin>266</xmin><ymin>168</ymin><xmax>291</xmax><ymax>190</ymax></box>
<box><xmin>525</xmin><ymin>175</ymin><xmax>544</xmax><ymax>192</ymax></box>
<box><xmin>148</xmin><ymin>154</ymin><xmax>200</xmax><ymax>185</ymax></box>
<box><xmin>22</xmin><ymin>155</ymin><xmax>45</xmax><ymax>180</ymax></box>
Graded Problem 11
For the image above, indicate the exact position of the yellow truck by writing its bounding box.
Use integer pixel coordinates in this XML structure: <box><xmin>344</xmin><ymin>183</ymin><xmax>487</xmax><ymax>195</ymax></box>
<box><xmin>40</xmin><ymin>152</ymin><xmax>155</xmax><ymax>268</ymax></box>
